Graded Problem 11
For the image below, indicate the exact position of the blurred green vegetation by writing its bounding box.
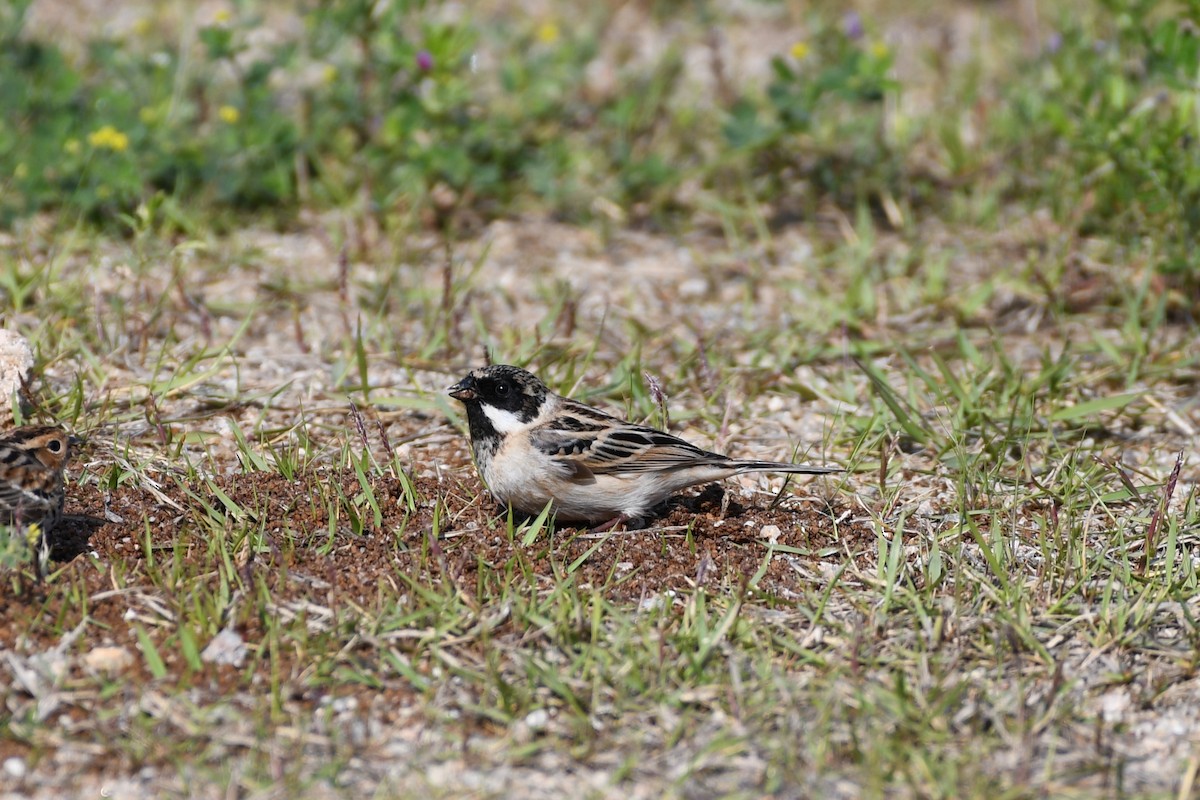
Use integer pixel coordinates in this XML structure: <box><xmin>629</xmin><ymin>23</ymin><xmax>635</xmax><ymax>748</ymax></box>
<box><xmin>0</xmin><ymin>0</ymin><xmax>1197</xmax><ymax>280</ymax></box>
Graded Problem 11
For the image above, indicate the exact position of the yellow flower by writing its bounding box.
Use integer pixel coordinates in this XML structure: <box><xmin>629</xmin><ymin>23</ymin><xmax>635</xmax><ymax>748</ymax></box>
<box><xmin>213</xmin><ymin>8</ymin><xmax>232</xmax><ymax>24</ymax></box>
<box><xmin>218</xmin><ymin>105</ymin><xmax>240</xmax><ymax>124</ymax></box>
<box><xmin>64</xmin><ymin>138</ymin><xmax>81</xmax><ymax>155</ymax></box>
<box><xmin>88</xmin><ymin>125</ymin><xmax>129</xmax><ymax>152</ymax></box>
<box><xmin>322</xmin><ymin>64</ymin><xmax>338</xmax><ymax>85</ymax></box>
<box><xmin>870</xmin><ymin>40</ymin><xmax>890</xmax><ymax>58</ymax></box>
<box><xmin>132</xmin><ymin>16</ymin><xmax>152</xmax><ymax>37</ymax></box>
<box><xmin>790</xmin><ymin>41</ymin><xmax>810</xmax><ymax>60</ymax></box>
<box><xmin>537</xmin><ymin>21</ymin><xmax>560</xmax><ymax>44</ymax></box>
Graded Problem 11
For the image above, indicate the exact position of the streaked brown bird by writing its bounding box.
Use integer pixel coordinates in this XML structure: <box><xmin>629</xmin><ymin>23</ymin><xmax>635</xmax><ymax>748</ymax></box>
<box><xmin>0</xmin><ymin>425</ymin><xmax>73</xmax><ymax>578</ymax></box>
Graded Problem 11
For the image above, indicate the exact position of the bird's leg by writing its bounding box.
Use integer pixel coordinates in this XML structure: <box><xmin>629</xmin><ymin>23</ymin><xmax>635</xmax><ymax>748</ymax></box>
<box><xmin>31</xmin><ymin>528</ymin><xmax>49</xmax><ymax>583</ymax></box>
<box><xmin>590</xmin><ymin>513</ymin><xmax>629</xmax><ymax>533</ymax></box>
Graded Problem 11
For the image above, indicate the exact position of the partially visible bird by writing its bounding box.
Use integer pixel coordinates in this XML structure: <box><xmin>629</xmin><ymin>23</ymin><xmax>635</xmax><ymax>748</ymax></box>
<box><xmin>448</xmin><ymin>365</ymin><xmax>840</xmax><ymax>529</ymax></box>
<box><xmin>0</xmin><ymin>425</ymin><xmax>73</xmax><ymax>578</ymax></box>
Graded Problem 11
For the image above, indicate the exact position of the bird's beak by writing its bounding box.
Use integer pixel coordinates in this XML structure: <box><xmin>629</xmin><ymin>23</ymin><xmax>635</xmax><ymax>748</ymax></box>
<box><xmin>447</xmin><ymin>377</ymin><xmax>475</xmax><ymax>401</ymax></box>
<box><xmin>68</xmin><ymin>435</ymin><xmax>84</xmax><ymax>449</ymax></box>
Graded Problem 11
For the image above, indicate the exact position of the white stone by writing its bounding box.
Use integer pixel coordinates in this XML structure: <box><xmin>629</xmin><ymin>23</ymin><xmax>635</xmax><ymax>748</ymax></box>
<box><xmin>83</xmin><ymin>646</ymin><xmax>134</xmax><ymax>675</ymax></box>
<box><xmin>759</xmin><ymin>524</ymin><xmax>782</xmax><ymax>543</ymax></box>
<box><xmin>201</xmin><ymin>628</ymin><xmax>248</xmax><ymax>667</ymax></box>
<box><xmin>3</xmin><ymin>756</ymin><xmax>26</xmax><ymax>779</ymax></box>
<box><xmin>0</xmin><ymin>329</ymin><xmax>33</xmax><ymax>422</ymax></box>
<box><xmin>1098</xmin><ymin>689</ymin><xmax>1131</xmax><ymax>722</ymax></box>
<box><xmin>522</xmin><ymin>708</ymin><xmax>549</xmax><ymax>731</ymax></box>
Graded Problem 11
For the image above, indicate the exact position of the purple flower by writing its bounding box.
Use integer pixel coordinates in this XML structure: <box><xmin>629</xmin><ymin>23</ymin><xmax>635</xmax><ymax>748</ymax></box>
<box><xmin>416</xmin><ymin>50</ymin><xmax>433</xmax><ymax>71</ymax></box>
<box><xmin>1046</xmin><ymin>32</ymin><xmax>1062</xmax><ymax>54</ymax></box>
<box><xmin>843</xmin><ymin>11</ymin><xmax>864</xmax><ymax>41</ymax></box>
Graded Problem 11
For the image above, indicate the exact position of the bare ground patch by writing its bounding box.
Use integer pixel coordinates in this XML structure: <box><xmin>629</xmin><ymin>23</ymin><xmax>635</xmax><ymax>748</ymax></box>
<box><xmin>2</xmin><ymin>462</ymin><xmax>867</xmax><ymax>798</ymax></box>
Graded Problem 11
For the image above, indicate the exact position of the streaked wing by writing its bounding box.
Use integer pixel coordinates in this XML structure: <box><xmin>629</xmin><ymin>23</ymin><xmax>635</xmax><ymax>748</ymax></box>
<box><xmin>530</xmin><ymin>401</ymin><xmax>724</xmax><ymax>475</ymax></box>
<box><xmin>0</xmin><ymin>478</ymin><xmax>57</xmax><ymax>518</ymax></box>
<box><xmin>0</xmin><ymin>444</ymin><xmax>59</xmax><ymax>521</ymax></box>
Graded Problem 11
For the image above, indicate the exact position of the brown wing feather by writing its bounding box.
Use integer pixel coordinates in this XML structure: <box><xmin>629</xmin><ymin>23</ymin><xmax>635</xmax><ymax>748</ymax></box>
<box><xmin>530</xmin><ymin>400</ymin><xmax>730</xmax><ymax>476</ymax></box>
<box><xmin>0</xmin><ymin>481</ymin><xmax>58</xmax><ymax>522</ymax></box>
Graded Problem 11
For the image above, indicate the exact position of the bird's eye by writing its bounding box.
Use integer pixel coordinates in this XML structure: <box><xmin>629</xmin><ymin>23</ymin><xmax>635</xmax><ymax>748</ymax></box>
<box><xmin>47</xmin><ymin>439</ymin><xmax>62</xmax><ymax>453</ymax></box>
<box><xmin>495</xmin><ymin>381</ymin><xmax>510</xmax><ymax>396</ymax></box>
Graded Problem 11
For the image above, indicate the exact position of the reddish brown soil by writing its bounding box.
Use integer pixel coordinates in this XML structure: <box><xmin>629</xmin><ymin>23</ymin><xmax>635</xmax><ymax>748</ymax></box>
<box><xmin>0</xmin><ymin>467</ymin><xmax>867</xmax><ymax>778</ymax></box>
<box><xmin>7</xmin><ymin>468</ymin><xmax>864</xmax><ymax>613</ymax></box>
<box><xmin>3</xmin><ymin>467</ymin><xmax>865</xmax><ymax>647</ymax></box>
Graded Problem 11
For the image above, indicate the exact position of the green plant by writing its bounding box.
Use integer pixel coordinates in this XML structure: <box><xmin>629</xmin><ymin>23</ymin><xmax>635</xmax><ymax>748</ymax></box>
<box><xmin>721</xmin><ymin>14</ymin><xmax>899</xmax><ymax>210</ymax></box>
<box><xmin>1001</xmin><ymin>0</ymin><xmax>1200</xmax><ymax>278</ymax></box>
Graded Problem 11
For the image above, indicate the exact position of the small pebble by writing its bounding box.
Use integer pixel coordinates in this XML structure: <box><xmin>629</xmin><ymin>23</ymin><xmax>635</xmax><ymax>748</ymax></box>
<box><xmin>201</xmin><ymin>628</ymin><xmax>248</xmax><ymax>667</ymax></box>
<box><xmin>84</xmin><ymin>646</ymin><xmax>135</xmax><ymax>676</ymax></box>
<box><xmin>523</xmin><ymin>708</ymin><xmax>549</xmax><ymax>731</ymax></box>
<box><xmin>332</xmin><ymin>696</ymin><xmax>359</xmax><ymax>714</ymax></box>
<box><xmin>3</xmin><ymin>756</ymin><xmax>26</xmax><ymax>779</ymax></box>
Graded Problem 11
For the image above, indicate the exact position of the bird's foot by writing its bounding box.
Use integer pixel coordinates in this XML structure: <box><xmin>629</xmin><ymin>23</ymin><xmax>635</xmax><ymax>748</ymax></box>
<box><xmin>590</xmin><ymin>513</ymin><xmax>629</xmax><ymax>533</ymax></box>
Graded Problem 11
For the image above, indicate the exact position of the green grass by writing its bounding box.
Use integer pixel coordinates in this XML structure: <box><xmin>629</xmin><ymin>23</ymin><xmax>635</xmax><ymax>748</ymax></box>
<box><xmin>2</xmin><ymin>0</ymin><xmax>1200</xmax><ymax>798</ymax></box>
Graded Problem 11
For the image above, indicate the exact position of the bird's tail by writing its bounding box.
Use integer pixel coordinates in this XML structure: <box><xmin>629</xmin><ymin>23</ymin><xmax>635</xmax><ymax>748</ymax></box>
<box><xmin>731</xmin><ymin>460</ymin><xmax>841</xmax><ymax>475</ymax></box>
